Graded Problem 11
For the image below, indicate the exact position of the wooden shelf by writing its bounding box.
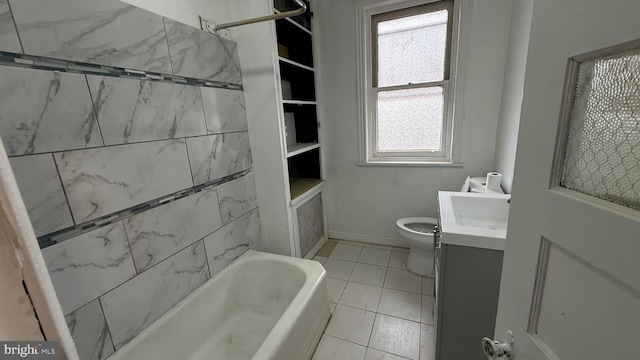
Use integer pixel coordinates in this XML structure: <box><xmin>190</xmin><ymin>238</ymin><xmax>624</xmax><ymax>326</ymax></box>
<box><xmin>287</xmin><ymin>142</ymin><xmax>320</xmax><ymax>158</ymax></box>
<box><xmin>290</xmin><ymin>178</ymin><xmax>323</xmax><ymax>201</ymax></box>
<box><xmin>279</xmin><ymin>57</ymin><xmax>314</xmax><ymax>72</ymax></box>
<box><xmin>282</xmin><ymin>99</ymin><xmax>317</xmax><ymax>106</ymax></box>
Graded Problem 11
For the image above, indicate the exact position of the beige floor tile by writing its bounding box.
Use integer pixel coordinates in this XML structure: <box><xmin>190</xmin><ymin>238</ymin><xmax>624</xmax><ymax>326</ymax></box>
<box><xmin>330</xmin><ymin>243</ymin><xmax>363</xmax><ymax>261</ymax></box>
<box><xmin>370</xmin><ymin>314</ymin><xmax>421</xmax><ymax>360</ymax></box>
<box><xmin>327</xmin><ymin>238</ymin><xmax>339</xmax><ymax>243</ymax></box>
<box><xmin>388</xmin><ymin>251</ymin><xmax>408</xmax><ymax>269</ymax></box>
<box><xmin>317</xmin><ymin>241</ymin><xmax>338</xmax><ymax>257</ymax></box>
<box><xmin>364</xmin><ymin>243</ymin><xmax>393</xmax><ymax>251</ymax></box>
<box><xmin>358</xmin><ymin>247</ymin><xmax>392</xmax><ymax>266</ymax></box>
<box><xmin>421</xmin><ymin>296</ymin><xmax>434</xmax><ymax>325</ymax></box>
<box><xmin>338</xmin><ymin>240</ymin><xmax>365</xmax><ymax>247</ymax></box>
<box><xmin>327</xmin><ymin>277</ymin><xmax>348</xmax><ymax>303</ymax></box>
<box><xmin>392</xmin><ymin>246</ymin><xmax>410</xmax><ymax>253</ymax></box>
<box><xmin>365</xmin><ymin>348</ymin><xmax>410</xmax><ymax>360</ymax></box>
<box><xmin>384</xmin><ymin>268</ymin><xmax>422</xmax><ymax>294</ymax></box>
<box><xmin>313</xmin><ymin>334</ymin><xmax>366</xmax><ymax>360</ymax></box>
<box><xmin>325</xmin><ymin>304</ymin><xmax>376</xmax><ymax>346</ymax></box>
<box><xmin>420</xmin><ymin>324</ymin><xmax>435</xmax><ymax>360</ymax></box>
<box><xmin>421</xmin><ymin>277</ymin><xmax>434</xmax><ymax>296</ymax></box>
<box><xmin>339</xmin><ymin>282</ymin><xmax>382</xmax><ymax>311</ymax></box>
<box><xmin>324</xmin><ymin>258</ymin><xmax>356</xmax><ymax>280</ymax></box>
<box><xmin>350</xmin><ymin>263</ymin><xmax>387</xmax><ymax>287</ymax></box>
<box><xmin>377</xmin><ymin>288</ymin><xmax>421</xmax><ymax>322</ymax></box>
<box><xmin>329</xmin><ymin>302</ymin><xmax>337</xmax><ymax>313</ymax></box>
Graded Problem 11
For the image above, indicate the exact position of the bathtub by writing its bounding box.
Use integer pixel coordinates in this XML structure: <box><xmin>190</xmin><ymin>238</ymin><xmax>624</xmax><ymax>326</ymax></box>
<box><xmin>108</xmin><ymin>250</ymin><xmax>330</xmax><ymax>360</ymax></box>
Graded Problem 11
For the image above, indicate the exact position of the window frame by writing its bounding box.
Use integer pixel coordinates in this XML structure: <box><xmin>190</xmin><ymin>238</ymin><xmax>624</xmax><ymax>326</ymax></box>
<box><xmin>356</xmin><ymin>0</ymin><xmax>467</xmax><ymax>166</ymax></box>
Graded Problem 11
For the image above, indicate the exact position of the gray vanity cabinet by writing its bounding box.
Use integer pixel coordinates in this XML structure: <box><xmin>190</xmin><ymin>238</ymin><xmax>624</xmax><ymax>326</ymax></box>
<box><xmin>435</xmin><ymin>244</ymin><xmax>504</xmax><ymax>360</ymax></box>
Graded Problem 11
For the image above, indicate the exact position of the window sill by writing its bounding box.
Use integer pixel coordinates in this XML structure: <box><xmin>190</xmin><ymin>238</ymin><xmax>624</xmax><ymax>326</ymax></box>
<box><xmin>356</xmin><ymin>160</ymin><xmax>464</xmax><ymax>167</ymax></box>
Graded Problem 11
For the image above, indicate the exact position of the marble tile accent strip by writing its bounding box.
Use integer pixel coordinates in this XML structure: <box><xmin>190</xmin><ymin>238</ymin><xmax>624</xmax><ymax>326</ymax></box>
<box><xmin>0</xmin><ymin>0</ymin><xmax>21</xmax><ymax>53</ymax></box>
<box><xmin>9</xmin><ymin>0</ymin><xmax>171</xmax><ymax>73</ymax></box>
<box><xmin>87</xmin><ymin>76</ymin><xmax>207</xmax><ymax>145</ymax></box>
<box><xmin>55</xmin><ymin>139</ymin><xmax>193</xmax><ymax>223</ymax></box>
<box><xmin>41</xmin><ymin>222</ymin><xmax>136</xmax><ymax>315</ymax></box>
<box><xmin>186</xmin><ymin>132</ymin><xmax>252</xmax><ymax>186</ymax></box>
<box><xmin>100</xmin><ymin>240</ymin><xmax>209</xmax><ymax>349</ymax></box>
<box><xmin>204</xmin><ymin>208</ymin><xmax>260</xmax><ymax>277</ymax></box>
<box><xmin>216</xmin><ymin>172</ymin><xmax>258</xmax><ymax>225</ymax></box>
<box><xmin>125</xmin><ymin>187</ymin><xmax>223</xmax><ymax>273</ymax></box>
<box><xmin>0</xmin><ymin>66</ymin><xmax>102</xmax><ymax>156</ymax></box>
<box><xmin>65</xmin><ymin>300</ymin><xmax>115</xmax><ymax>360</ymax></box>
<box><xmin>201</xmin><ymin>87</ymin><xmax>248</xmax><ymax>134</ymax></box>
<box><xmin>164</xmin><ymin>19</ymin><xmax>242</xmax><ymax>84</ymax></box>
<box><xmin>9</xmin><ymin>154</ymin><xmax>74</xmax><ymax>236</ymax></box>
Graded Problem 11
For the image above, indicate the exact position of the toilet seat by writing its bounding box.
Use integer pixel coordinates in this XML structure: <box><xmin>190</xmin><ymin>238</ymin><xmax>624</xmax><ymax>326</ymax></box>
<box><xmin>396</xmin><ymin>217</ymin><xmax>438</xmax><ymax>236</ymax></box>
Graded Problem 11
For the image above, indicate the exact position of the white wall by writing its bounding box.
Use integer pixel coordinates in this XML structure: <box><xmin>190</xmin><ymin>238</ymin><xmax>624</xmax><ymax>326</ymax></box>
<box><xmin>492</xmin><ymin>0</ymin><xmax>533</xmax><ymax>194</ymax></box>
<box><xmin>315</xmin><ymin>0</ymin><xmax>513</xmax><ymax>244</ymax></box>
<box><xmin>120</xmin><ymin>0</ymin><xmax>233</xmax><ymax>28</ymax></box>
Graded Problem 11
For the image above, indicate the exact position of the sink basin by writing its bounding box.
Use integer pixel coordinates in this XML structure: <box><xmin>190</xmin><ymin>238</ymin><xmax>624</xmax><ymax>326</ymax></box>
<box><xmin>438</xmin><ymin>191</ymin><xmax>511</xmax><ymax>251</ymax></box>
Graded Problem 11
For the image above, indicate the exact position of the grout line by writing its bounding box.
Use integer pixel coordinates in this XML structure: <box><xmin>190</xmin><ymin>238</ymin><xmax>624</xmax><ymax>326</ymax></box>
<box><xmin>51</xmin><ymin>153</ymin><xmax>77</xmax><ymax>227</ymax></box>
<box><xmin>83</xmin><ymin>74</ymin><xmax>107</xmax><ymax>147</ymax></box>
<box><xmin>6</xmin><ymin>0</ymin><xmax>25</xmax><ymax>55</ymax></box>
<box><xmin>96</xmin><ymin>297</ymin><xmax>117</xmax><ymax>355</ymax></box>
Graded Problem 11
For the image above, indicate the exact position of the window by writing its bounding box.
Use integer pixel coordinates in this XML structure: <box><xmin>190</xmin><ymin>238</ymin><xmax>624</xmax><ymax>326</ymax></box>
<box><xmin>357</xmin><ymin>0</ymin><xmax>463</xmax><ymax>165</ymax></box>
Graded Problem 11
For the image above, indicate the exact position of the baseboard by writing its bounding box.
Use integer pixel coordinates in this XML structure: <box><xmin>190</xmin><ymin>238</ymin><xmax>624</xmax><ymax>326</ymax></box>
<box><xmin>328</xmin><ymin>231</ymin><xmax>407</xmax><ymax>248</ymax></box>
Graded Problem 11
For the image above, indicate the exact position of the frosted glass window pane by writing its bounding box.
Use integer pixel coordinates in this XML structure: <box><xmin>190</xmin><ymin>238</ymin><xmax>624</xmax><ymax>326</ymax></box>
<box><xmin>377</xmin><ymin>10</ymin><xmax>448</xmax><ymax>87</ymax></box>
<box><xmin>561</xmin><ymin>48</ymin><xmax>640</xmax><ymax>211</ymax></box>
<box><xmin>377</xmin><ymin>87</ymin><xmax>443</xmax><ymax>151</ymax></box>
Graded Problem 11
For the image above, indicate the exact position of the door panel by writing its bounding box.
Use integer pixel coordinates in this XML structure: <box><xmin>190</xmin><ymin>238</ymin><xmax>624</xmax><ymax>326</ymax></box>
<box><xmin>495</xmin><ymin>0</ymin><xmax>640</xmax><ymax>359</ymax></box>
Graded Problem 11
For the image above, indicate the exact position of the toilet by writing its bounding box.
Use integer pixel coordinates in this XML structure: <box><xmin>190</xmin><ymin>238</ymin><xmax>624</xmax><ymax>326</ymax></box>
<box><xmin>395</xmin><ymin>217</ymin><xmax>437</xmax><ymax>277</ymax></box>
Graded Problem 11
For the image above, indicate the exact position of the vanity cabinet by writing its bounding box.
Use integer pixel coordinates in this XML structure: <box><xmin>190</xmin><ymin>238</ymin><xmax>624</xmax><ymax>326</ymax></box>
<box><xmin>435</xmin><ymin>244</ymin><xmax>504</xmax><ymax>360</ymax></box>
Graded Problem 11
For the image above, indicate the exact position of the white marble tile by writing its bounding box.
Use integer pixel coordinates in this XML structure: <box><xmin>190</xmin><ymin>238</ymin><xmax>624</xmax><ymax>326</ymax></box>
<box><xmin>125</xmin><ymin>187</ymin><xmax>223</xmax><ymax>272</ymax></box>
<box><xmin>420</xmin><ymin>324</ymin><xmax>435</xmax><ymax>360</ymax></box>
<box><xmin>216</xmin><ymin>173</ymin><xmax>258</xmax><ymax>225</ymax></box>
<box><xmin>65</xmin><ymin>300</ymin><xmax>114</xmax><ymax>360</ymax></box>
<box><xmin>377</xmin><ymin>288</ymin><xmax>422</xmax><ymax>322</ymax></box>
<box><xmin>41</xmin><ymin>222</ymin><xmax>136</xmax><ymax>315</ymax></box>
<box><xmin>323</xmin><ymin>259</ymin><xmax>356</xmax><ymax>281</ymax></box>
<box><xmin>370</xmin><ymin>314</ymin><xmax>421</xmax><ymax>360</ymax></box>
<box><xmin>164</xmin><ymin>19</ymin><xmax>241</xmax><ymax>84</ymax></box>
<box><xmin>55</xmin><ymin>139</ymin><xmax>193</xmax><ymax>223</ymax></box>
<box><xmin>384</xmin><ymin>268</ymin><xmax>422</xmax><ymax>294</ymax></box>
<box><xmin>421</xmin><ymin>296</ymin><xmax>434</xmax><ymax>325</ymax></box>
<box><xmin>339</xmin><ymin>282</ymin><xmax>382</xmax><ymax>311</ymax></box>
<box><xmin>312</xmin><ymin>335</ymin><xmax>366</xmax><ymax>360</ymax></box>
<box><xmin>421</xmin><ymin>278</ymin><xmax>434</xmax><ymax>296</ymax></box>
<box><xmin>186</xmin><ymin>132</ymin><xmax>252</xmax><ymax>186</ymax></box>
<box><xmin>325</xmin><ymin>304</ymin><xmax>376</xmax><ymax>346</ymax></box>
<box><xmin>87</xmin><ymin>76</ymin><xmax>207</xmax><ymax>145</ymax></box>
<box><xmin>100</xmin><ymin>240</ymin><xmax>209</xmax><ymax>349</ymax></box>
<box><xmin>10</xmin><ymin>0</ymin><xmax>171</xmax><ymax>72</ymax></box>
<box><xmin>358</xmin><ymin>247</ymin><xmax>391</xmax><ymax>266</ymax></box>
<box><xmin>330</xmin><ymin>243</ymin><xmax>363</xmax><ymax>261</ymax></box>
<box><xmin>9</xmin><ymin>154</ymin><xmax>74</xmax><ymax>236</ymax></box>
<box><xmin>388</xmin><ymin>250</ymin><xmax>408</xmax><ymax>269</ymax></box>
<box><xmin>365</xmin><ymin>348</ymin><xmax>410</xmax><ymax>360</ymax></box>
<box><xmin>350</xmin><ymin>263</ymin><xmax>387</xmax><ymax>287</ymax></box>
<box><xmin>201</xmin><ymin>87</ymin><xmax>247</xmax><ymax>134</ymax></box>
<box><xmin>204</xmin><ymin>208</ymin><xmax>260</xmax><ymax>277</ymax></box>
<box><xmin>0</xmin><ymin>66</ymin><xmax>102</xmax><ymax>156</ymax></box>
<box><xmin>0</xmin><ymin>0</ymin><xmax>21</xmax><ymax>53</ymax></box>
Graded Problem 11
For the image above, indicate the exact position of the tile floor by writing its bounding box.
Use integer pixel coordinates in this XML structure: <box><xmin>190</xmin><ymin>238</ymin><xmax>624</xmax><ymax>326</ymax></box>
<box><xmin>311</xmin><ymin>239</ymin><xmax>436</xmax><ymax>360</ymax></box>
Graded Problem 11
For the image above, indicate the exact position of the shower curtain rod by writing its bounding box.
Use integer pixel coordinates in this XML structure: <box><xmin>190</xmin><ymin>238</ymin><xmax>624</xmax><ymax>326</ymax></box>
<box><xmin>200</xmin><ymin>0</ymin><xmax>307</xmax><ymax>33</ymax></box>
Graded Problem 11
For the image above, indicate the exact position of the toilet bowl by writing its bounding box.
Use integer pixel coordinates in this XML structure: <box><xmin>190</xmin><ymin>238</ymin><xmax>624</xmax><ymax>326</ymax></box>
<box><xmin>395</xmin><ymin>217</ymin><xmax>437</xmax><ymax>277</ymax></box>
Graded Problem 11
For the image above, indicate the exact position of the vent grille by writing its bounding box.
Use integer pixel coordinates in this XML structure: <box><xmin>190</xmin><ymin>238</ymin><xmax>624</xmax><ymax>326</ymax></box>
<box><xmin>296</xmin><ymin>193</ymin><xmax>324</xmax><ymax>257</ymax></box>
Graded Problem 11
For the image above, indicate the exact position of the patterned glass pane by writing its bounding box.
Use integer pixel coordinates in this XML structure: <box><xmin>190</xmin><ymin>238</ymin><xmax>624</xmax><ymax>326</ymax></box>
<box><xmin>377</xmin><ymin>9</ymin><xmax>448</xmax><ymax>87</ymax></box>
<box><xmin>377</xmin><ymin>87</ymin><xmax>443</xmax><ymax>152</ymax></box>
<box><xmin>561</xmin><ymin>48</ymin><xmax>640</xmax><ymax>210</ymax></box>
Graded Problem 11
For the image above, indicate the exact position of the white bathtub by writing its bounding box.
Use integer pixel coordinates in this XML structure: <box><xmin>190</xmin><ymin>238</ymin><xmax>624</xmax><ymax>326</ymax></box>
<box><xmin>108</xmin><ymin>250</ymin><xmax>330</xmax><ymax>360</ymax></box>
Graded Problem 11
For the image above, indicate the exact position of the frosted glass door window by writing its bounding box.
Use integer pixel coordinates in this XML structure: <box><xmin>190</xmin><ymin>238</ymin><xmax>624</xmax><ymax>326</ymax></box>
<box><xmin>560</xmin><ymin>47</ymin><xmax>640</xmax><ymax>210</ymax></box>
<box><xmin>377</xmin><ymin>10</ymin><xmax>448</xmax><ymax>87</ymax></box>
<box><xmin>377</xmin><ymin>87</ymin><xmax>443</xmax><ymax>151</ymax></box>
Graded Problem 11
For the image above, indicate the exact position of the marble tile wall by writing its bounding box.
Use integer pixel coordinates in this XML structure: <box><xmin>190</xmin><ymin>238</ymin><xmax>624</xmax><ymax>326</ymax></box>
<box><xmin>0</xmin><ymin>1</ymin><xmax>261</xmax><ymax>357</ymax></box>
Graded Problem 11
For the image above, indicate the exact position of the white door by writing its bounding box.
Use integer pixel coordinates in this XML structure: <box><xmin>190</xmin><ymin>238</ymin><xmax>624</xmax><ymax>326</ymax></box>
<box><xmin>494</xmin><ymin>0</ymin><xmax>640</xmax><ymax>359</ymax></box>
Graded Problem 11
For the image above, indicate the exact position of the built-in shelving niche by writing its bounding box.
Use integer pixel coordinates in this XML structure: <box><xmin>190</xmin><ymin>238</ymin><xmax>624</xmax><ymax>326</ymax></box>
<box><xmin>276</xmin><ymin>18</ymin><xmax>313</xmax><ymax>67</ymax></box>
<box><xmin>274</xmin><ymin>0</ymin><xmax>312</xmax><ymax>31</ymax></box>
<box><xmin>288</xmin><ymin>148</ymin><xmax>322</xmax><ymax>201</ymax></box>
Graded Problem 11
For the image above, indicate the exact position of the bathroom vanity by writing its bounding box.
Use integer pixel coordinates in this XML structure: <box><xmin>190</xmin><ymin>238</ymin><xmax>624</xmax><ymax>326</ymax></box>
<box><xmin>435</xmin><ymin>191</ymin><xmax>510</xmax><ymax>360</ymax></box>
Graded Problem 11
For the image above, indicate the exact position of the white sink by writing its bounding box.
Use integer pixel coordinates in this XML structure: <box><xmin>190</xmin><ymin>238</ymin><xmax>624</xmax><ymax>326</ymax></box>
<box><xmin>438</xmin><ymin>191</ymin><xmax>511</xmax><ymax>251</ymax></box>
